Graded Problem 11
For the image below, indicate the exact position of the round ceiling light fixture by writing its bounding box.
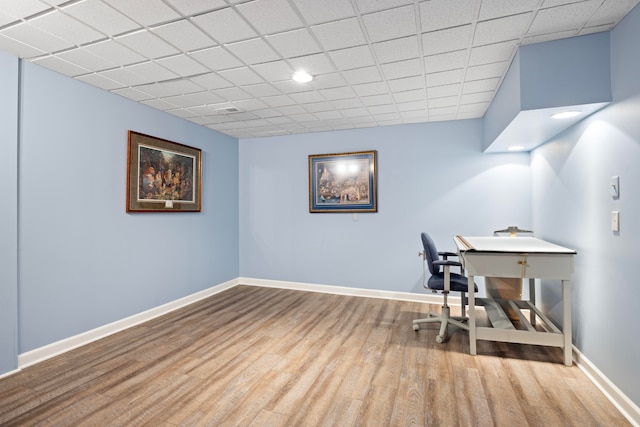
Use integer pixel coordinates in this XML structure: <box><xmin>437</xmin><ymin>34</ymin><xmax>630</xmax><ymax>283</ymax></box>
<box><xmin>292</xmin><ymin>70</ymin><xmax>313</xmax><ymax>83</ymax></box>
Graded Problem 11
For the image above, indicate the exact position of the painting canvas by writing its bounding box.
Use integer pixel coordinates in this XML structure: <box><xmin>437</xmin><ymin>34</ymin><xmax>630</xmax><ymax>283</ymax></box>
<box><xmin>308</xmin><ymin>150</ymin><xmax>377</xmax><ymax>213</ymax></box>
<box><xmin>127</xmin><ymin>131</ymin><xmax>202</xmax><ymax>212</ymax></box>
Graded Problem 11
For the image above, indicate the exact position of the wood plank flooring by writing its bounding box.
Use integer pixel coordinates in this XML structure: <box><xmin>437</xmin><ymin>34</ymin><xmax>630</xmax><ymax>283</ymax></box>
<box><xmin>0</xmin><ymin>285</ymin><xmax>630</xmax><ymax>426</ymax></box>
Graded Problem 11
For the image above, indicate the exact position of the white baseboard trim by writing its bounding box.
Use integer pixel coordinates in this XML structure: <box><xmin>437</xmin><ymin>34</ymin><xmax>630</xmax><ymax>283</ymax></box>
<box><xmin>17</xmin><ymin>278</ymin><xmax>239</xmax><ymax>370</ymax></box>
<box><xmin>573</xmin><ymin>347</ymin><xmax>640</xmax><ymax>427</ymax></box>
<box><xmin>238</xmin><ymin>276</ymin><xmax>452</xmax><ymax>305</ymax></box>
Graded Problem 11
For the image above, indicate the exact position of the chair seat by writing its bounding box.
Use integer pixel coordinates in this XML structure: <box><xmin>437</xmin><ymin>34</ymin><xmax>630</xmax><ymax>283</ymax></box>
<box><xmin>428</xmin><ymin>272</ymin><xmax>478</xmax><ymax>293</ymax></box>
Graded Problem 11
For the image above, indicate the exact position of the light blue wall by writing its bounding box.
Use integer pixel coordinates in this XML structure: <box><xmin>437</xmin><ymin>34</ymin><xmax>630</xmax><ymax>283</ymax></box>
<box><xmin>0</xmin><ymin>52</ymin><xmax>19</xmax><ymax>373</ymax></box>
<box><xmin>239</xmin><ymin>120</ymin><xmax>531</xmax><ymax>293</ymax></box>
<box><xmin>15</xmin><ymin>61</ymin><xmax>239</xmax><ymax>355</ymax></box>
<box><xmin>483</xmin><ymin>52</ymin><xmax>521</xmax><ymax>150</ymax></box>
<box><xmin>531</xmin><ymin>4</ymin><xmax>640</xmax><ymax>407</ymax></box>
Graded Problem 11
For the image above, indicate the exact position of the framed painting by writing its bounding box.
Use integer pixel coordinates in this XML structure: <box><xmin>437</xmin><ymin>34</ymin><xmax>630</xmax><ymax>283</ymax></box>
<box><xmin>126</xmin><ymin>131</ymin><xmax>202</xmax><ymax>212</ymax></box>
<box><xmin>308</xmin><ymin>150</ymin><xmax>377</xmax><ymax>213</ymax></box>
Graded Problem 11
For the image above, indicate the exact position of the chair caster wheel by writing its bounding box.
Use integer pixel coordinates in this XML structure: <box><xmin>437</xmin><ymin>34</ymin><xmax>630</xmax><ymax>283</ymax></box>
<box><xmin>435</xmin><ymin>335</ymin><xmax>444</xmax><ymax>343</ymax></box>
<box><xmin>413</xmin><ymin>324</ymin><xmax>419</xmax><ymax>331</ymax></box>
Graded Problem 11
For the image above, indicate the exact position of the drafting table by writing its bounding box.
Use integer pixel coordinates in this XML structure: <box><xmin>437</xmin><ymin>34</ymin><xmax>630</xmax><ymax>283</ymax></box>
<box><xmin>454</xmin><ymin>236</ymin><xmax>577</xmax><ymax>366</ymax></box>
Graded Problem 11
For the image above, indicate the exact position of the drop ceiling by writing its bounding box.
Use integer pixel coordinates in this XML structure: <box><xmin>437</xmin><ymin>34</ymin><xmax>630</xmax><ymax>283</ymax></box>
<box><xmin>0</xmin><ymin>0</ymin><xmax>638</xmax><ymax>139</ymax></box>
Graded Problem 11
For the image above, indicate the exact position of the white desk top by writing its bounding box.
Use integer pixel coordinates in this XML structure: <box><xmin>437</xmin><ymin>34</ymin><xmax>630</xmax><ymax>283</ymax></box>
<box><xmin>454</xmin><ymin>236</ymin><xmax>576</xmax><ymax>254</ymax></box>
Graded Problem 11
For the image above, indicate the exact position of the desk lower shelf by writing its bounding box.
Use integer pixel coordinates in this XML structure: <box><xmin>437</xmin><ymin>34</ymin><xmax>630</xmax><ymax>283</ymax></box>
<box><xmin>474</xmin><ymin>297</ymin><xmax>565</xmax><ymax>348</ymax></box>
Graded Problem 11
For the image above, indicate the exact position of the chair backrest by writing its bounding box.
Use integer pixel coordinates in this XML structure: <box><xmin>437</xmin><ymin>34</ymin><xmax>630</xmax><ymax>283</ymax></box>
<box><xmin>421</xmin><ymin>232</ymin><xmax>440</xmax><ymax>275</ymax></box>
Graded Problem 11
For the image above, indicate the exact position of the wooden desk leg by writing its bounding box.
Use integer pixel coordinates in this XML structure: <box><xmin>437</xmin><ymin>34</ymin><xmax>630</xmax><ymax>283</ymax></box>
<box><xmin>562</xmin><ymin>279</ymin><xmax>572</xmax><ymax>366</ymax></box>
<box><xmin>468</xmin><ymin>274</ymin><xmax>477</xmax><ymax>355</ymax></box>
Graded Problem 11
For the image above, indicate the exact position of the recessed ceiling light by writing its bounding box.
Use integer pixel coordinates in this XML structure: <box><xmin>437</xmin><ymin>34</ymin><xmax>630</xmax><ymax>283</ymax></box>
<box><xmin>292</xmin><ymin>71</ymin><xmax>313</xmax><ymax>83</ymax></box>
<box><xmin>550</xmin><ymin>110</ymin><xmax>581</xmax><ymax>119</ymax></box>
<box><xmin>508</xmin><ymin>145</ymin><xmax>525</xmax><ymax>151</ymax></box>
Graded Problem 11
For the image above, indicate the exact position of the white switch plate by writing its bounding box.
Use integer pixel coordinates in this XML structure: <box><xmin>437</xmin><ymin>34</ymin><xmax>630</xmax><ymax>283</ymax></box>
<box><xmin>611</xmin><ymin>176</ymin><xmax>619</xmax><ymax>198</ymax></box>
<box><xmin>612</xmin><ymin>211</ymin><xmax>619</xmax><ymax>232</ymax></box>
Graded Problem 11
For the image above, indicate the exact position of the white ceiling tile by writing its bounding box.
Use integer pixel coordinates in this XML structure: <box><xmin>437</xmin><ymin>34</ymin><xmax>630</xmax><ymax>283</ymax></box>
<box><xmin>116</xmin><ymin>30</ymin><xmax>179</xmax><ymax>59</ymax></box>
<box><xmin>318</xmin><ymin>86</ymin><xmax>357</xmax><ymax>100</ymax></box>
<box><xmin>478</xmin><ymin>0</ymin><xmax>539</xmax><ymax>20</ymax></box>
<box><xmin>303</xmin><ymin>101</ymin><xmax>334</xmax><ymax>112</ymax></box>
<box><xmin>587</xmin><ymin>0</ymin><xmax>640</xmax><ymax>26</ymax></box>
<box><xmin>465</xmin><ymin>61</ymin><xmax>509</xmax><ymax>80</ymax></box>
<box><xmin>100</xmin><ymin>67</ymin><xmax>150</xmax><ymax>86</ymax></box>
<box><xmin>218</xmin><ymin>66</ymin><xmax>264</xmax><ymax>86</ymax></box>
<box><xmin>261</xmin><ymin>94</ymin><xmax>296</xmax><ymax>107</ymax></box>
<box><xmin>332</xmin><ymin>97</ymin><xmax>363</xmax><ymax>108</ymax></box>
<box><xmin>241</xmin><ymin>83</ymin><xmax>281</xmax><ymax>98</ymax></box>
<box><xmin>314</xmin><ymin>110</ymin><xmax>343</xmax><ymax>120</ymax></box>
<box><xmin>33</xmin><ymin>55</ymin><xmax>89</xmax><ymax>76</ymax></box>
<box><xmin>579</xmin><ymin>24</ymin><xmax>612</xmax><ymax>35</ymax></box>
<box><xmin>192</xmin><ymin>7</ymin><xmax>257</xmax><ymax>44</ymax></box>
<box><xmin>307</xmin><ymin>73</ymin><xmax>347</xmax><ymax>90</ymax></box>
<box><xmin>225</xmin><ymin>38</ymin><xmax>280</xmax><ymax>65</ymax></box>
<box><xmin>469</xmin><ymin>40</ymin><xmax>517</xmax><ymax>66</ymax></box>
<box><xmin>355</xmin><ymin>0</ymin><xmax>413</xmax><ymax>14</ymax></box>
<box><xmin>289</xmin><ymin>91</ymin><xmax>325</xmax><ymax>104</ymax></box>
<box><xmin>189</xmin><ymin>46</ymin><xmax>243</xmax><ymax>71</ymax></box>
<box><xmin>462</xmin><ymin>77</ymin><xmax>500</xmax><ymax>94</ymax></box>
<box><xmin>163</xmin><ymin>91</ymin><xmax>226</xmax><ymax>108</ymax></box>
<box><xmin>231</xmin><ymin>98</ymin><xmax>270</xmax><ymax>111</ymax></box>
<box><xmin>266</xmin><ymin>28</ymin><xmax>322</xmax><ymax>58</ymax></box>
<box><xmin>289</xmin><ymin>53</ymin><xmax>336</xmax><ymax>75</ymax></box>
<box><xmin>341</xmin><ymin>66</ymin><xmax>382</xmax><ymax>85</ymax></box>
<box><xmin>329</xmin><ymin>45</ymin><xmax>375</xmax><ymax>70</ymax></box>
<box><xmin>0</xmin><ymin>34</ymin><xmax>46</xmax><ymax>58</ymax></box>
<box><xmin>0</xmin><ymin>11</ymin><xmax>16</xmax><ymax>27</ymax></box>
<box><xmin>252</xmin><ymin>60</ymin><xmax>294</xmax><ymax>81</ymax></box>
<box><xmin>211</xmin><ymin>86</ymin><xmax>252</xmax><ymax>101</ymax></box>
<box><xmin>361</xmin><ymin>94</ymin><xmax>392</xmax><ymax>106</ymax></box>
<box><xmin>396</xmin><ymin>99</ymin><xmax>425</xmax><ymax>111</ymax></box>
<box><xmin>401</xmin><ymin>109</ymin><xmax>428</xmax><ymax>120</ymax></box>
<box><xmin>76</xmin><ymin>72</ymin><xmax>123</xmax><ymax>90</ymax></box>
<box><xmin>236</xmin><ymin>0</ymin><xmax>302</xmax><ymax>35</ymax></box>
<box><xmin>141</xmin><ymin>98</ymin><xmax>180</xmax><ymax>110</ymax></box>
<box><xmin>83</xmin><ymin>39</ymin><xmax>146</xmax><ymax>66</ymax></box>
<box><xmin>370</xmin><ymin>103</ymin><xmax>399</xmax><ymax>114</ymax></box>
<box><xmin>381</xmin><ymin>58</ymin><xmax>421</xmax><ymax>80</ymax></box>
<box><xmin>362</xmin><ymin>5</ymin><xmax>416</xmax><ymax>42</ymax></box>
<box><xmin>372</xmin><ymin>35</ymin><xmax>419</xmax><ymax>64</ymax></box>
<box><xmin>458</xmin><ymin>101</ymin><xmax>489</xmax><ymax>112</ymax></box>
<box><xmin>460</xmin><ymin>91</ymin><xmax>493</xmax><ymax>104</ymax></box>
<box><xmin>278</xmin><ymin>104</ymin><xmax>308</xmax><ymax>115</ymax></box>
<box><xmin>529</xmin><ymin>1</ymin><xmax>601</xmax><ymax>35</ymax></box>
<box><xmin>102</xmin><ymin>0</ymin><xmax>180</xmax><ymax>26</ymax></box>
<box><xmin>148</xmin><ymin>79</ymin><xmax>204</xmax><ymax>96</ymax></box>
<box><xmin>419</xmin><ymin>0</ymin><xmax>480</xmax><ymax>32</ymax></box>
<box><xmin>339</xmin><ymin>107</ymin><xmax>370</xmax><ymax>117</ymax></box>
<box><xmin>111</xmin><ymin>87</ymin><xmax>153</xmax><ymax>101</ymax></box>
<box><xmin>422</xmin><ymin>25</ymin><xmax>472</xmax><ymax>55</ymax></box>
<box><xmin>393</xmin><ymin>89</ymin><xmax>425</xmax><ymax>103</ymax></box>
<box><xmin>352</xmin><ymin>81</ymin><xmax>388</xmax><ymax>97</ymax></box>
<box><xmin>2</xmin><ymin>22</ymin><xmax>72</xmax><ymax>52</ymax></box>
<box><xmin>126</xmin><ymin>61</ymin><xmax>179</xmax><ymax>82</ymax></box>
<box><xmin>522</xmin><ymin>30</ymin><xmax>575</xmax><ymax>45</ymax></box>
<box><xmin>189</xmin><ymin>72</ymin><xmax>233</xmax><ymax>90</ymax></box>
<box><xmin>388</xmin><ymin>75</ymin><xmax>424</xmax><ymax>92</ymax></box>
<box><xmin>29</xmin><ymin>11</ymin><xmax>102</xmax><ymax>46</ymax></box>
<box><xmin>163</xmin><ymin>0</ymin><xmax>227</xmax><ymax>16</ymax></box>
<box><xmin>271</xmin><ymin>79</ymin><xmax>313</xmax><ymax>94</ymax></box>
<box><xmin>0</xmin><ymin>0</ymin><xmax>51</xmax><ymax>18</ymax></box>
<box><xmin>155</xmin><ymin>54</ymin><xmax>209</xmax><ymax>76</ymax></box>
<box><xmin>424</xmin><ymin>50</ymin><xmax>468</xmax><ymax>73</ymax></box>
<box><xmin>427</xmin><ymin>83</ymin><xmax>461</xmax><ymax>98</ymax></box>
<box><xmin>152</xmin><ymin>20</ymin><xmax>215</xmax><ymax>52</ymax></box>
<box><xmin>57</xmin><ymin>47</ymin><xmax>116</xmax><ymax>71</ymax></box>
<box><xmin>292</xmin><ymin>0</ymin><xmax>355</xmax><ymax>24</ymax></box>
<box><xmin>428</xmin><ymin>95</ymin><xmax>458</xmax><ymax>108</ymax></box>
<box><xmin>474</xmin><ymin>13</ymin><xmax>532</xmax><ymax>46</ymax></box>
<box><xmin>425</xmin><ymin>69</ymin><xmax>463</xmax><ymax>87</ymax></box>
<box><xmin>311</xmin><ymin>18</ymin><xmax>366</xmax><ymax>51</ymax></box>
<box><xmin>266</xmin><ymin>115</ymin><xmax>294</xmax><ymax>124</ymax></box>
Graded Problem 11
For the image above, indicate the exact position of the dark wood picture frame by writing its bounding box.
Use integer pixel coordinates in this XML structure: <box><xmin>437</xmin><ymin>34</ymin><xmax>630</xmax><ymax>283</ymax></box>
<box><xmin>308</xmin><ymin>150</ymin><xmax>377</xmax><ymax>213</ymax></box>
<box><xmin>126</xmin><ymin>131</ymin><xmax>202</xmax><ymax>212</ymax></box>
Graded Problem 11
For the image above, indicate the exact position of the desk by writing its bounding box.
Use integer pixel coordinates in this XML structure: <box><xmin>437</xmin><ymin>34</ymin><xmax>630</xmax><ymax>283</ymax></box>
<box><xmin>454</xmin><ymin>236</ymin><xmax>577</xmax><ymax>366</ymax></box>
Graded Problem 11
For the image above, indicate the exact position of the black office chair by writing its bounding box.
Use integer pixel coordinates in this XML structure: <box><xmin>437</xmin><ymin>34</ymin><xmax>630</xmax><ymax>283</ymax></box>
<box><xmin>413</xmin><ymin>232</ymin><xmax>478</xmax><ymax>343</ymax></box>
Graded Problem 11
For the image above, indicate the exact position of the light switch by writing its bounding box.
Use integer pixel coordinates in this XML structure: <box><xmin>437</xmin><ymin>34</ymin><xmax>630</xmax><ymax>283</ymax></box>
<box><xmin>611</xmin><ymin>176</ymin><xmax>619</xmax><ymax>198</ymax></box>
<box><xmin>611</xmin><ymin>211</ymin><xmax>619</xmax><ymax>232</ymax></box>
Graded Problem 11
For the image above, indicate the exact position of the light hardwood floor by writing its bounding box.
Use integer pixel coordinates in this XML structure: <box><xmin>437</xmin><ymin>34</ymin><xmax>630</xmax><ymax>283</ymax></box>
<box><xmin>0</xmin><ymin>285</ymin><xmax>630</xmax><ymax>426</ymax></box>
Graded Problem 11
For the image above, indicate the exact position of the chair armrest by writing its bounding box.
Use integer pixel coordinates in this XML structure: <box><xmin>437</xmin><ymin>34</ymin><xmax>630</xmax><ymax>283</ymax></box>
<box><xmin>433</xmin><ymin>259</ymin><xmax>462</xmax><ymax>268</ymax></box>
<box><xmin>438</xmin><ymin>251</ymin><xmax>458</xmax><ymax>260</ymax></box>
